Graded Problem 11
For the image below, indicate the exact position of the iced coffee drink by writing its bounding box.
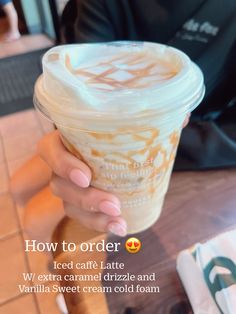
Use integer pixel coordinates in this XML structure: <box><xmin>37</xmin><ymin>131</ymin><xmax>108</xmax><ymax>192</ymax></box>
<box><xmin>34</xmin><ymin>42</ymin><xmax>204</xmax><ymax>234</ymax></box>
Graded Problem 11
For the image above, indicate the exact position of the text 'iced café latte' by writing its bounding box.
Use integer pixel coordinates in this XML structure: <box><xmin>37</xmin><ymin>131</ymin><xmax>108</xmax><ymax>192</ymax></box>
<box><xmin>34</xmin><ymin>42</ymin><xmax>205</xmax><ymax>234</ymax></box>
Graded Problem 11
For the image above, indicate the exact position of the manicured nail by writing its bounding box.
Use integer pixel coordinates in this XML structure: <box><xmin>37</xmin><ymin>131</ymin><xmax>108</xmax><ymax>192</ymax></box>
<box><xmin>99</xmin><ymin>200</ymin><xmax>121</xmax><ymax>216</ymax></box>
<box><xmin>69</xmin><ymin>169</ymin><xmax>89</xmax><ymax>188</ymax></box>
<box><xmin>108</xmin><ymin>222</ymin><xmax>127</xmax><ymax>237</ymax></box>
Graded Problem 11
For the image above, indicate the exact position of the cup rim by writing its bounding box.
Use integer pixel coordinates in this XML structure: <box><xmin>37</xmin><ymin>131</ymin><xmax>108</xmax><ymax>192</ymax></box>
<box><xmin>34</xmin><ymin>41</ymin><xmax>205</xmax><ymax>130</ymax></box>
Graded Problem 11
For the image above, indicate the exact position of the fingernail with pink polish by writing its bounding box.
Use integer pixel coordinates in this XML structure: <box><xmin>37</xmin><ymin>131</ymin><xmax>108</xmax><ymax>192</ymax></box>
<box><xmin>99</xmin><ymin>200</ymin><xmax>121</xmax><ymax>216</ymax></box>
<box><xmin>69</xmin><ymin>169</ymin><xmax>89</xmax><ymax>188</ymax></box>
<box><xmin>108</xmin><ymin>222</ymin><xmax>127</xmax><ymax>237</ymax></box>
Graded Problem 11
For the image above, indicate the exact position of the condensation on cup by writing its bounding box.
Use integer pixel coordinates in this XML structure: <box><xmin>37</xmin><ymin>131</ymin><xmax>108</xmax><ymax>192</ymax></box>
<box><xmin>34</xmin><ymin>42</ymin><xmax>205</xmax><ymax>234</ymax></box>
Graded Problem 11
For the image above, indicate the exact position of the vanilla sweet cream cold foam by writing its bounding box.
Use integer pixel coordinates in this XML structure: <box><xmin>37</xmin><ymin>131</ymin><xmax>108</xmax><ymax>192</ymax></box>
<box><xmin>34</xmin><ymin>42</ymin><xmax>205</xmax><ymax>233</ymax></box>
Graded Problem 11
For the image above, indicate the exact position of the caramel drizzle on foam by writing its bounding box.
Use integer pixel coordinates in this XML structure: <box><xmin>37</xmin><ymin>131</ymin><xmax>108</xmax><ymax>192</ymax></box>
<box><xmin>65</xmin><ymin>52</ymin><xmax>177</xmax><ymax>90</ymax></box>
<box><xmin>61</xmin><ymin>126</ymin><xmax>180</xmax><ymax>198</ymax></box>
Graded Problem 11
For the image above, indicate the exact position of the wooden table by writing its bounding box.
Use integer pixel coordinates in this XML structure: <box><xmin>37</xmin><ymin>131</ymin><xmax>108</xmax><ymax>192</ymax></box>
<box><xmin>53</xmin><ymin>169</ymin><xmax>236</xmax><ymax>314</ymax></box>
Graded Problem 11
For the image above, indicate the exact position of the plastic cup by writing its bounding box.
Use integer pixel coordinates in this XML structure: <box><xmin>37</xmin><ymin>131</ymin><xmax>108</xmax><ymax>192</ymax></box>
<box><xmin>34</xmin><ymin>42</ymin><xmax>205</xmax><ymax>234</ymax></box>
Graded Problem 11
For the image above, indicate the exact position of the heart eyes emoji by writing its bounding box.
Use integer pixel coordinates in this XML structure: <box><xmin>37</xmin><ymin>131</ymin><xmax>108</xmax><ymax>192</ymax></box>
<box><xmin>125</xmin><ymin>237</ymin><xmax>141</xmax><ymax>253</ymax></box>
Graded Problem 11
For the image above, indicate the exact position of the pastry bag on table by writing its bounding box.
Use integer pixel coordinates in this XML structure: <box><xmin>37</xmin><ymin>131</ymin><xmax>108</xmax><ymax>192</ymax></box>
<box><xmin>177</xmin><ymin>229</ymin><xmax>236</xmax><ymax>314</ymax></box>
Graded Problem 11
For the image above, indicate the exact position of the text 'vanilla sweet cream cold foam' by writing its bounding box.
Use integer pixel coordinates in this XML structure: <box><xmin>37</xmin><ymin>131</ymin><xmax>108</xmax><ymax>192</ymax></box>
<box><xmin>34</xmin><ymin>42</ymin><xmax>205</xmax><ymax>234</ymax></box>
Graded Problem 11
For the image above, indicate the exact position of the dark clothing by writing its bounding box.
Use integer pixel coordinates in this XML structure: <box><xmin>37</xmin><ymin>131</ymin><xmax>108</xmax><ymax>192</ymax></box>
<box><xmin>75</xmin><ymin>0</ymin><xmax>206</xmax><ymax>43</ymax></box>
<box><xmin>62</xmin><ymin>0</ymin><xmax>236</xmax><ymax>169</ymax></box>
<box><xmin>74</xmin><ymin>0</ymin><xmax>236</xmax><ymax>109</ymax></box>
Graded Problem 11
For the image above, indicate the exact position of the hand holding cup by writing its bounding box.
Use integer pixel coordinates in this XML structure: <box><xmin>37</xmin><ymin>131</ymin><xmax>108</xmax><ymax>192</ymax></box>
<box><xmin>38</xmin><ymin>130</ymin><xmax>127</xmax><ymax>237</ymax></box>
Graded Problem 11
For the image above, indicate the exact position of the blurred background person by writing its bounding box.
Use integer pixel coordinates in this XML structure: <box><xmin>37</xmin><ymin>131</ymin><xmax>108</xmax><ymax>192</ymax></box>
<box><xmin>61</xmin><ymin>0</ymin><xmax>236</xmax><ymax>170</ymax></box>
<box><xmin>0</xmin><ymin>0</ymin><xmax>20</xmax><ymax>42</ymax></box>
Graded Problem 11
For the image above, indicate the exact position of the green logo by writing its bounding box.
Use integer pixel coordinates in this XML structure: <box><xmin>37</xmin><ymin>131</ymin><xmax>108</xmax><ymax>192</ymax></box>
<box><xmin>204</xmin><ymin>257</ymin><xmax>236</xmax><ymax>313</ymax></box>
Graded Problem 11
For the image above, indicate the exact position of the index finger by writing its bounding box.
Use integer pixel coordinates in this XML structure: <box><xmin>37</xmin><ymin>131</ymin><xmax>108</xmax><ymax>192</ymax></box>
<box><xmin>38</xmin><ymin>130</ymin><xmax>91</xmax><ymax>188</ymax></box>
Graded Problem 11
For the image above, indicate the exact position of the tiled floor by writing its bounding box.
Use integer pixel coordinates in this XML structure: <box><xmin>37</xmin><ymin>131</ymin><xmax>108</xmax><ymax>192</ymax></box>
<box><xmin>0</xmin><ymin>110</ymin><xmax>60</xmax><ymax>314</ymax></box>
<box><xmin>0</xmin><ymin>33</ymin><xmax>53</xmax><ymax>58</ymax></box>
<box><xmin>0</xmin><ymin>13</ymin><xmax>65</xmax><ymax>314</ymax></box>
<box><xmin>0</xmin><ymin>18</ymin><xmax>53</xmax><ymax>58</ymax></box>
